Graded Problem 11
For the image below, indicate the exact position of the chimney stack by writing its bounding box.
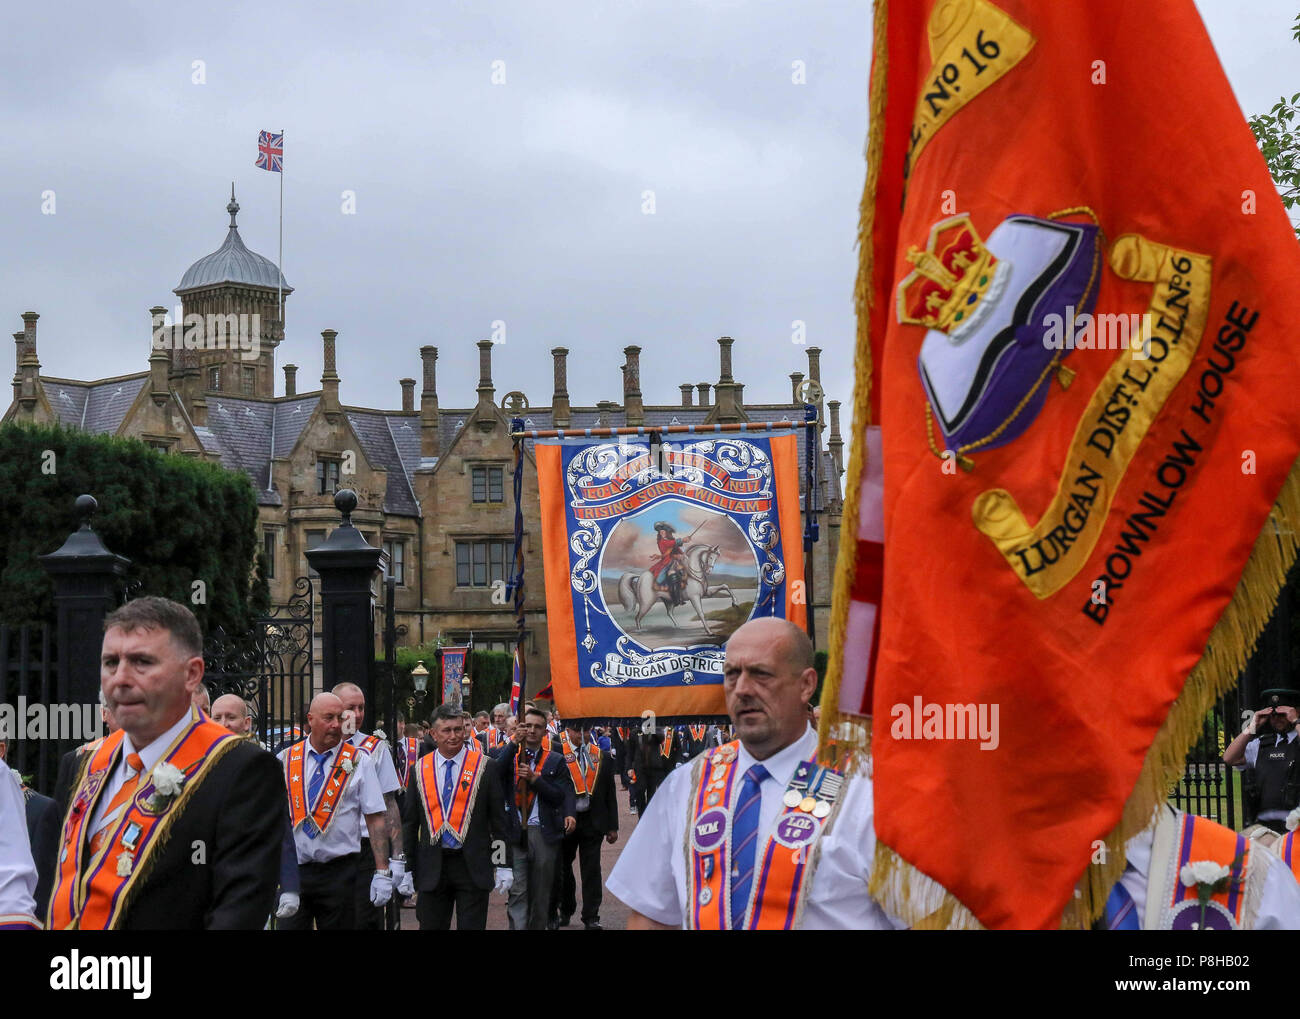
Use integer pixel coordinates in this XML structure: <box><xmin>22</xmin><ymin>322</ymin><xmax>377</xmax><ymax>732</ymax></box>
<box><xmin>20</xmin><ymin>312</ymin><xmax>38</xmax><ymax>359</ymax></box>
<box><xmin>717</xmin><ymin>335</ymin><xmax>735</xmax><ymax>383</ymax></box>
<box><xmin>148</xmin><ymin>307</ymin><xmax>169</xmax><ymax>407</ymax></box>
<box><xmin>476</xmin><ymin>339</ymin><xmax>495</xmax><ymax>408</ymax></box>
<box><xmin>551</xmin><ymin>347</ymin><xmax>571</xmax><ymax>428</ymax></box>
<box><xmin>697</xmin><ymin>383</ymin><xmax>710</xmax><ymax>407</ymax></box>
<box><xmin>400</xmin><ymin>378</ymin><xmax>416</xmax><ymax>412</ymax></box>
<box><xmin>11</xmin><ymin>332</ymin><xmax>23</xmax><ymax>403</ymax></box>
<box><xmin>680</xmin><ymin>384</ymin><xmax>693</xmax><ymax>408</ymax></box>
<box><xmin>623</xmin><ymin>345</ymin><xmax>643</xmax><ymax>425</ymax></box>
<box><xmin>790</xmin><ymin>371</ymin><xmax>804</xmax><ymax>403</ymax></box>
<box><xmin>420</xmin><ymin>345</ymin><xmax>440</xmax><ymax>458</ymax></box>
<box><xmin>805</xmin><ymin>346</ymin><xmax>822</xmax><ymax>385</ymax></box>
<box><xmin>283</xmin><ymin>364</ymin><xmax>298</xmax><ymax>397</ymax></box>
<box><xmin>828</xmin><ymin>399</ymin><xmax>845</xmax><ymax>478</ymax></box>
<box><xmin>320</xmin><ymin>330</ymin><xmax>340</xmax><ymax>414</ymax></box>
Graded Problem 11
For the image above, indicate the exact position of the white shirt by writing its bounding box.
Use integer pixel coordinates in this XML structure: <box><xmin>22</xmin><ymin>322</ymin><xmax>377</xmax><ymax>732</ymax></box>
<box><xmin>87</xmin><ymin>709</ymin><xmax>193</xmax><ymax>845</ymax></box>
<box><xmin>519</xmin><ymin>745</ymin><xmax>546</xmax><ymax>826</ymax></box>
<box><xmin>567</xmin><ymin>738</ymin><xmax>592</xmax><ymax>813</ymax></box>
<box><xmin>0</xmin><ymin>758</ymin><xmax>39</xmax><ymax>928</ymax></box>
<box><xmin>1121</xmin><ymin>808</ymin><xmax>1300</xmax><ymax>929</ymax></box>
<box><xmin>606</xmin><ymin>727</ymin><xmax>903</xmax><ymax>929</ymax></box>
<box><xmin>350</xmin><ymin>732</ymin><xmax>399</xmax><ymax>850</ymax></box>
<box><xmin>277</xmin><ymin>738</ymin><xmax>386</xmax><ymax>864</ymax></box>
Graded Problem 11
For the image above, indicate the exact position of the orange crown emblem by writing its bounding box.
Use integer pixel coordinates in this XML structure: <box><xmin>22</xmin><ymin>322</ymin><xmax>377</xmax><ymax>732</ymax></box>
<box><xmin>896</xmin><ymin>214</ymin><xmax>999</xmax><ymax>332</ymax></box>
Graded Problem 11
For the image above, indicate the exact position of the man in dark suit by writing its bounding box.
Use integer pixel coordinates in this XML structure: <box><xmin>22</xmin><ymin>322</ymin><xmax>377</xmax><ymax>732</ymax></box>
<box><xmin>46</xmin><ymin>597</ymin><xmax>285</xmax><ymax>930</ymax></box>
<box><xmin>402</xmin><ymin>704</ymin><xmax>514</xmax><ymax>929</ymax></box>
<box><xmin>492</xmin><ymin>705</ymin><xmax>574</xmax><ymax>930</ymax></box>
<box><xmin>549</xmin><ymin>723</ymin><xmax>618</xmax><ymax>930</ymax></box>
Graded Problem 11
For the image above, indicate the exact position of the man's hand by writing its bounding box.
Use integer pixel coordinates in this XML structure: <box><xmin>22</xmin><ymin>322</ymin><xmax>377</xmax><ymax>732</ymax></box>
<box><xmin>370</xmin><ymin>871</ymin><xmax>394</xmax><ymax>907</ymax></box>
<box><xmin>1251</xmin><ymin>708</ymin><xmax>1274</xmax><ymax>734</ymax></box>
<box><xmin>391</xmin><ymin>857</ymin><xmax>414</xmax><ymax>898</ymax></box>
<box><xmin>275</xmin><ymin>892</ymin><xmax>300</xmax><ymax>919</ymax></box>
<box><xmin>517</xmin><ymin>763</ymin><xmax>535</xmax><ymax>784</ymax></box>
<box><xmin>605</xmin><ymin>830</ymin><xmax>618</xmax><ymax>845</ymax></box>
<box><xmin>1281</xmin><ymin>706</ymin><xmax>1299</xmax><ymax>725</ymax></box>
<box><xmin>563</xmin><ymin>815</ymin><xmax>576</xmax><ymax>835</ymax></box>
<box><xmin>494</xmin><ymin>868</ymin><xmax>514</xmax><ymax>895</ymax></box>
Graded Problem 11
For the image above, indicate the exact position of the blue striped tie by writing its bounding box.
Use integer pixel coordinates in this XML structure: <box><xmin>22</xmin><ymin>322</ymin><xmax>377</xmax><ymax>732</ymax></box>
<box><xmin>729</xmin><ymin>763</ymin><xmax>770</xmax><ymax>929</ymax></box>
<box><xmin>1103</xmin><ymin>870</ymin><xmax>1140</xmax><ymax>930</ymax></box>
<box><xmin>305</xmin><ymin>750</ymin><xmax>329</xmax><ymax>839</ymax></box>
<box><xmin>441</xmin><ymin>759</ymin><xmax>460</xmax><ymax>849</ymax></box>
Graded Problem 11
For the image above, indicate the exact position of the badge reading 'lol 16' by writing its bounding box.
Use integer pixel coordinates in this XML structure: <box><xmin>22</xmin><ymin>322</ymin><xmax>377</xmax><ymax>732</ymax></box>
<box><xmin>773</xmin><ymin>813</ymin><xmax>822</xmax><ymax>849</ymax></box>
<box><xmin>692</xmin><ymin>809</ymin><xmax>729</xmax><ymax>852</ymax></box>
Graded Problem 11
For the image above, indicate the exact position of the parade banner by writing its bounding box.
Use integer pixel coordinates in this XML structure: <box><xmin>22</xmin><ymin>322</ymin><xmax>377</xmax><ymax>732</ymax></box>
<box><xmin>440</xmin><ymin>646</ymin><xmax>468</xmax><ymax>706</ymax></box>
<box><xmin>537</xmin><ymin>433</ymin><xmax>805</xmax><ymax>721</ymax></box>
<box><xmin>822</xmin><ymin>0</ymin><xmax>1300</xmax><ymax>930</ymax></box>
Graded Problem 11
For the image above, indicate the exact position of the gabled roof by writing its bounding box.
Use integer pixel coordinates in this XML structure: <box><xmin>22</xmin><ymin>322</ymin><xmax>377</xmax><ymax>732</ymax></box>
<box><xmin>346</xmin><ymin>410</ymin><xmax>420</xmax><ymax>516</ymax></box>
<box><xmin>43</xmin><ymin>375</ymin><xmax>148</xmax><ymax>434</ymax></box>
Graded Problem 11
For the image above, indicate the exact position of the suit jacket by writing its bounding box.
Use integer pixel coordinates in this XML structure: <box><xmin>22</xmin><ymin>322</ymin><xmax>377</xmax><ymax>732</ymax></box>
<box><xmin>491</xmin><ymin>742</ymin><xmax>574</xmax><ymax>845</ymax></box>
<box><xmin>23</xmin><ymin>788</ymin><xmax>61</xmax><ymax>910</ymax></box>
<box><xmin>51</xmin><ymin>737</ymin><xmax>285</xmax><ymax>930</ymax></box>
<box><xmin>401</xmin><ymin>752</ymin><xmax>513</xmax><ymax>890</ymax></box>
<box><xmin>564</xmin><ymin>743</ymin><xmax>618</xmax><ymax>835</ymax></box>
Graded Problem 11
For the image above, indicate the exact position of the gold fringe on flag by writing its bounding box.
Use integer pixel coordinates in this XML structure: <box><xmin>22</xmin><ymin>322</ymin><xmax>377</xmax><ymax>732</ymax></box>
<box><xmin>815</xmin><ymin>0</ymin><xmax>888</xmax><ymax>777</ymax></box>
<box><xmin>817</xmin><ymin>0</ymin><xmax>1300</xmax><ymax>930</ymax></box>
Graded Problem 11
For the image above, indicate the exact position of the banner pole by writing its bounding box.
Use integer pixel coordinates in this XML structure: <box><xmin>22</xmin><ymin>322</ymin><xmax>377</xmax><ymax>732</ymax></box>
<box><xmin>509</xmin><ymin>417</ymin><xmax>527</xmax><ymax>709</ymax></box>
<box><xmin>803</xmin><ymin>402</ymin><xmax>820</xmax><ymax>647</ymax></box>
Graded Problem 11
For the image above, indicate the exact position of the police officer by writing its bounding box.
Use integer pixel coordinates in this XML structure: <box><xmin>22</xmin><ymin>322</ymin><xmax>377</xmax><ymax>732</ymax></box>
<box><xmin>1224</xmin><ymin>688</ymin><xmax>1300</xmax><ymax>834</ymax></box>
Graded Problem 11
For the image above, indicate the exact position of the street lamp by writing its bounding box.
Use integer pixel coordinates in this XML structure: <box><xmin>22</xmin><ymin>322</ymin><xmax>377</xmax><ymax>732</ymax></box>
<box><xmin>409</xmin><ymin>660</ymin><xmax>429</xmax><ymax>720</ymax></box>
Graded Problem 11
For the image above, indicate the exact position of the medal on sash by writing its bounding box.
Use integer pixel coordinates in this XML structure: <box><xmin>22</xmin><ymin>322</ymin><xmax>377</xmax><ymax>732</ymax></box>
<box><xmin>685</xmin><ymin>741</ymin><xmax>846</xmax><ymax>930</ymax></box>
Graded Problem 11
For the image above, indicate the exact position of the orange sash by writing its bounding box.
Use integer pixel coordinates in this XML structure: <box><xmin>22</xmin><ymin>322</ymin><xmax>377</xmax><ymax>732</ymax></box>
<box><xmin>285</xmin><ymin>739</ymin><xmax>363</xmax><ymax>837</ymax></box>
<box><xmin>1278</xmin><ymin>831</ymin><xmax>1300</xmax><ymax>883</ymax></box>
<box><xmin>689</xmin><ymin>725</ymin><xmax>706</xmax><ymax>742</ymax></box>
<box><xmin>484</xmin><ymin>727</ymin><xmax>502</xmax><ymax>750</ymax></box>
<box><xmin>48</xmin><ymin>711</ymin><xmax>237</xmax><ymax>930</ymax></box>
<box><xmin>355</xmin><ymin>733</ymin><xmax>382</xmax><ymax>755</ymax></box>
<box><xmin>660</xmin><ymin>729</ymin><xmax>674</xmax><ymax>759</ymax></box>
<box><xmin>415</xmin><ymin>746</ymin><xmax>487</xmax><ymax>844</ymax></box>
<box><xmin>685</xmin><ymin>741</ymin><xmax>844</xmax><ymax>930</ymax></box>
<box><xmin>1158</xmin><ymin>812</ymin><xmax>1252</xmax><ymax>930</ymax></box>
<box><xmin>398</xmin><ymin>736</ymin><xmax>419</xmax><ymax>786</ymax></box>
<box><xmin>558</xmin><ymin>733</ymin><xmax>600</xmax><ymax>795</ymax></box>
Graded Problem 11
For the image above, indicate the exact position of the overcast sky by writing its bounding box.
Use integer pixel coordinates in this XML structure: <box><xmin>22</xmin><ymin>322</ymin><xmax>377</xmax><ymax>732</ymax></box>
<box><xmin>2</xmin><ymin>1</ymin><xmax>1296</xmax><ymax>451</ymax></box>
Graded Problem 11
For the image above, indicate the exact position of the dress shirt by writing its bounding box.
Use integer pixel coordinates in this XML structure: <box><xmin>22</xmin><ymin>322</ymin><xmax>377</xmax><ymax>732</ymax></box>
<box><xmin>87</xmin><ymin>709</ymin><xmax>193</xmax><ymax>844</ymax></box>
<box><xmin>521</xmin><ymin>746</ymin><xmax>545</xmax><ymax>826</ymax></box>
<box><xmin>277</xmin><ymin>738</ymin><xmax>385</xmax><ymax>864</ymax></box>
<box><xmin>435</xmin><ymin>743</ymin><xmax>469</xmax><ymax>845</ymax></box>
<box><xmin>606</xmin><ymin>726</ymin><xmax>904</xmax><ymax>929</ymax></box>
<box><xmin>0</xmin><ymin>758</ymin><xmax>38</xmax><ymax>927</ymax></box>
<box><xmin>1121</xmin><ymin>807</ymin><xmax>1300</xmax><ymax>929</ymax></box>
<box><xmin>350</xmin><ymin>732</ymin><xmax>399</xmax><ymax>850</ymax></box>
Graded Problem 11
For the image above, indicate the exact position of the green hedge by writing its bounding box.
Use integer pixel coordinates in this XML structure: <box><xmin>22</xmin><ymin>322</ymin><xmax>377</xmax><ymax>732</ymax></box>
<box><xmin>0</xmin><ymin>422</ymin><xmax>269</xmax><ymax>633</ymax></box>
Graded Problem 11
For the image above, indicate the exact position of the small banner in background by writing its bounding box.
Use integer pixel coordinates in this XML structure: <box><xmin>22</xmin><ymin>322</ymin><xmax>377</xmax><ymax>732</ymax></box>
<box><xmin>439</xmin><ymin>645</ymin><xmax>468</xmax><ymax>707</ymax></box>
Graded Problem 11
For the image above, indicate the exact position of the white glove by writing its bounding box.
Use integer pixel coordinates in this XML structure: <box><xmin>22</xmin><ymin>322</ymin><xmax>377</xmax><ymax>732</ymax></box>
<box><xmin>370</xmin><ymin>871</ymin><xmax>394</xmax><ymax>907</ymax></box>
<box><xmin>493</xmin><ymin>867</ymin><xmax>513</xmax><ymax>895</ymax></box>
<box><xmin>275</xmin><ymin>892</ymin><xmax>299</xmax><ymax>918</ymax></box>
<box><xmin>392</xmin><ymin>858</ymin><xmax>415</xmax><ymax>897</ymax></box>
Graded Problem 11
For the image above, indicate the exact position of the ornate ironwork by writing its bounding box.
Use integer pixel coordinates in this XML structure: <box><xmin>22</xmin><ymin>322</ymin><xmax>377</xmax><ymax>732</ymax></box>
<box><xmin>203</xmin><ymin>576</ymin><xmax>315</xmax><ymax>750</ymax></box>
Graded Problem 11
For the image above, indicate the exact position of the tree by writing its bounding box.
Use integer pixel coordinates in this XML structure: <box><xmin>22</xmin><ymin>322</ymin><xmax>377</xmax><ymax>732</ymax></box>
<box><xmin>1249</xmin><ymin>13</ymin><xmax>1300</xmax><ymax>237</ymax></box>
<box><xmin>0</xmin><ymin>422</ymin><xmax>269</xmax><ymax>634</ymax></box>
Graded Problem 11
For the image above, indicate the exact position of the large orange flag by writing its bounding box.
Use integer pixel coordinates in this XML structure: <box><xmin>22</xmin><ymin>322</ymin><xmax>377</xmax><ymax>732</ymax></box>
<box><xmin>823</xmin><ymin>0</ymin><xmax>1300</xmax><ymax>929</ymax></box>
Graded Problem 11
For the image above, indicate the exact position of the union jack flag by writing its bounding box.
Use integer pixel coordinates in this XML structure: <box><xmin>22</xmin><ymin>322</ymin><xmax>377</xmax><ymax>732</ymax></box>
<box><xmin>255</xmin><ymin>131</ymin><xmax>283</xmax><ymax>173</ymax></box>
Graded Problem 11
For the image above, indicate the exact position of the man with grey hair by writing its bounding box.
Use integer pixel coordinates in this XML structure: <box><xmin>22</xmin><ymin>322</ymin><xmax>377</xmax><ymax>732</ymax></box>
<box><xmin>47</xmin><ymin>596</ymin><xmax>285</xmax><ymax>929</ymax></box>
<box><xmin>608</xmin><ymin>617</ymin><xmax>902</xmax><ymax>930</ymax></box>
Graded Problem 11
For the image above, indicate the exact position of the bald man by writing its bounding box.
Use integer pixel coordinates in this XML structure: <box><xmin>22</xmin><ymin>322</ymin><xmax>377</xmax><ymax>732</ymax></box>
<box><xmin>607</xmin><ymin>618</ymin><xmax>902</xmax><ymax>930</ymax></box>
<box><xmin>211</xmin><ymin>694</ymin><xmax>252</xmax><ymax>736</ymax></box>
<box><xmin>276</xmin><ymin>693</ymin><xmax>391</xmax><ymax>930</ymax></box>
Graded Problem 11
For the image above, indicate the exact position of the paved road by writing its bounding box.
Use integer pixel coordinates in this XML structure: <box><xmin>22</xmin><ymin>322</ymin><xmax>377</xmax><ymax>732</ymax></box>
<box><xmin>399</xmin><ymin>775</ymin><xmax>644</xmax><ymax>930</ymax></box>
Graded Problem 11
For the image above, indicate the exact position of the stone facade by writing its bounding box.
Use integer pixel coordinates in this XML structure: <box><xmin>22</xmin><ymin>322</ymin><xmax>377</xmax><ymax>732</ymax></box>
<box><xmin>3</xmin><ymin>194</ymin><xmax>846</xmax><ymax>699</ymax></box>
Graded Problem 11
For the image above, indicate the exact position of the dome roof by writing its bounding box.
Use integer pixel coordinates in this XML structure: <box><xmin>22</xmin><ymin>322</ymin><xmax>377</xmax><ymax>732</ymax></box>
<box><xmin>175</xmin><ymin>189</ymin><xmax>292</xmax><ymax>294</ymax></box>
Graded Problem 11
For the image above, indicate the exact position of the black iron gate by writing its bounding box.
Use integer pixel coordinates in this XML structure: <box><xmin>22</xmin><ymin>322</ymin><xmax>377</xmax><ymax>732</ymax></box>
<box><xmin>1169</xmin><ymin>691</ymin><xmax>1244</xmax><ymax>829</ymax></box>
<box><xmin>203</xmin><ymin>577</ymin><xmax>314</xmax><ymax>750</ymax></box>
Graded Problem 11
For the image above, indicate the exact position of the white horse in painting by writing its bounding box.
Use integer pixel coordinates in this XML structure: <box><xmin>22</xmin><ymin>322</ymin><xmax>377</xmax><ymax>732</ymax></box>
<box><xmin>617</xmin><ymin>544</ymin><xmax>737</xmax><ymax>635</ymax></box>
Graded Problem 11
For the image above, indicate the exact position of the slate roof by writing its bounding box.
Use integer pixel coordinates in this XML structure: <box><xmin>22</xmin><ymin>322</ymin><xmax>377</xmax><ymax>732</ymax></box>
<box><xmin>176</xmin><ymin>194</ymin><xmax>292</xmax><ymax>294</ymax></box>
<box><xmin>346</xmin><ymin>410</ymin><xmax>420</xmax><ymax>516</ymax></box>
<box><xmin>43</xmin><ymin>375</ymin><xmax>147</xmax><ymax>434</ymax></box>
